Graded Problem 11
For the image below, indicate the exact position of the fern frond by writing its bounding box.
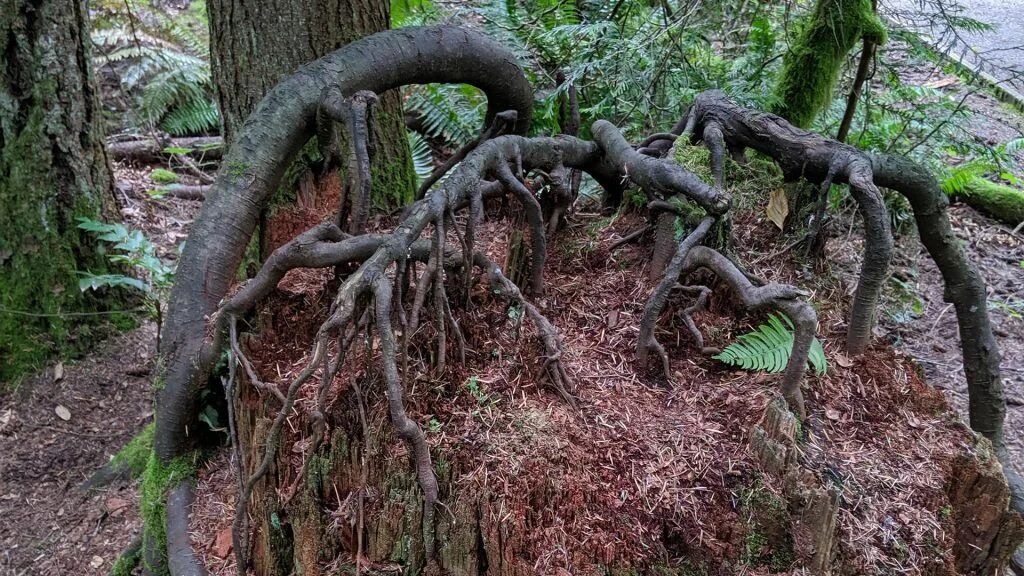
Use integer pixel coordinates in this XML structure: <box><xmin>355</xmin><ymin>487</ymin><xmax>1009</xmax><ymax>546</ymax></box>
<box><xmin>714</xmin><ymin>313</ymin><xmax>827</xmax><ymax>375</ymax></box>
<box><xmin>940</xmin><ymin>160</ymin><xmax>995</xmax><ymax>195</ymax></box>
<box><xmin>407</xmin><ymin>131</ymin><xmax>435</xmax><ymax>184</ymax></box>
<box><xmin>161</xmin><ymin>97</ymin><xmax>220</xmax><ymax>136</ymax></box>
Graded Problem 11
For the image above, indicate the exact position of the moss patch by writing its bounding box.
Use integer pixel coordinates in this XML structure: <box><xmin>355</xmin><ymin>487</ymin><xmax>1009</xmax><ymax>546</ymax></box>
<box><xmin>110</xmin><ymin>542</ymin><xmax>142</xmax><ymax>576</ymax></box>
<box><xmin>140</xmin><ymin>451</ymin><xmax>198</xmax><ymax>571</ymax></box>
<box><xmin>953</xmin><ymin>177</ymin><xmax>1024</xmax><ymax>224</ymax></box>
<box><xmin>770</xmin><ymin>0</ymin><xmax>886</xmax><ymax>128</ymax></box>
<box><xmin>110</xmin><ymin>422</ymin><xmax>155</xmax><ymax>479</ymax></box>
<box><xmin>739</xmin><ymin>480</ymin><xmax>794</xmax><ymax>571</ymax></box>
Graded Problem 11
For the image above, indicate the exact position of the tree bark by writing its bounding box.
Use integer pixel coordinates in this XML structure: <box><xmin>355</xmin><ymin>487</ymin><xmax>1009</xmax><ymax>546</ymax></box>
<box><xmin>0</xmin><ymin>0</ymin><xmax>119</xmax><ymax>382</ymax></box>
<box><xmin>207</xmin><ymin>0</ymin><xmax>416</xmax><ymax>222</ymax></box>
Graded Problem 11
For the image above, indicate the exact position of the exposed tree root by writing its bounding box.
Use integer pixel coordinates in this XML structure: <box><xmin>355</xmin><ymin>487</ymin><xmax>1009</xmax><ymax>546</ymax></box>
<box><xmin>166</xmin><ymin>482</ymin><xmax>206</xmax><ymax>576</ymax></box>
<box><xmin>679</xmin><ymin>90</ymin><xmax>892</xmax><ymax>357</ymax></box>
<box><xmin>150</xmin><ymin>34</ymin><xmax>1015</xmax><ymax>569</ymax></box>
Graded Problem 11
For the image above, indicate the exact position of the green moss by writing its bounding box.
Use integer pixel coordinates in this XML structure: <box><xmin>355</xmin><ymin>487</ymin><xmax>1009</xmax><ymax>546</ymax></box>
<box><xmin>771</xmin><ymin>0</ymin><xmax>886</xmax><ymax>128</ymax></box>
<box><xmin>953</xmin><ymin>177</ymin><xmax>1024</xmax><ymax>224</ymax></box>
<box><xmin>110</xmin><ymin>422</ymin><xmax>156</xmax><ymax>478</ymax></box>
<box><xmin>739</xmin><ymin>480</ymin><xmax>794</xmax><ymax>571</ymax></box>
<box><xmin>109</xmin><ymin>542</ymin><xmax>142</xmax><ymax>576</ymax></box>
<box><xmin>150</xmin><ymin>168</ymin><xmax>179</xmax><ymax>184</ymax></box>
<box><xmin>140</xmin><ymin>452</ymin><xmax>197</xmax><ymax>572</ymax></box>
<box><xmin>0</xmin><ymin>110</ymin><xmax>122</xmax><ymax>384</ymax></box>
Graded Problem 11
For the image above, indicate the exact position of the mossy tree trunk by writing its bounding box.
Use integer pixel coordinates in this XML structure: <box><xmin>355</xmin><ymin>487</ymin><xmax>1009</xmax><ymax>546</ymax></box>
<box><xmin>771</xmin><ymin>0</ymin><xmax>886</xmax><ymax>129</ymax></box>
<box><xmin>0</xmin><ymin>0</ymin><xmax>119</xmax><ymax>382</ymax></box>
<box><xmin>208</xmin><ymin>0</ymin><xmax>416</xmax><ymax>259</ymax></box>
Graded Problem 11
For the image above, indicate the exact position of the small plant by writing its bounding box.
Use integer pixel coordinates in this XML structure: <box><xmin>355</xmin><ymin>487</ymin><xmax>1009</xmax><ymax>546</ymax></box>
<box><xmin>464</xmin><ymin>375</ymin><xmax>489</xmax><ymax>404</ymax></box>
<box><xmin>76</xmin><ymin>218</ymin><xmax>175</xmax><ymax>345</ymax></box>
<box><xmin>151</xmin><ymin>168</ymin><xmax>179</xmax><ymax>184</ymax></box>
<box><xmin>715</xmin><ymin>313</ymin><xmax>827</xmax><ymax>375</ymax></box>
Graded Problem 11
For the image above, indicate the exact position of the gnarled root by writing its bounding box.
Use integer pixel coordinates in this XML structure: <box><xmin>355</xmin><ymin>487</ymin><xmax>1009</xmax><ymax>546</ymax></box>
<box><xmin>474</xmin><ymin>253</ymin><xmax>577</xmax><ymax>407</ymax></box>
<box><xmin>679</xmin><ymin>89</ymin><xmax>892</xmax><ymax>356</ymax></box>
<box><xmin>638</xmin><ymin>217</ymin><xmax>816</xmax><ymax>417</ymax></box>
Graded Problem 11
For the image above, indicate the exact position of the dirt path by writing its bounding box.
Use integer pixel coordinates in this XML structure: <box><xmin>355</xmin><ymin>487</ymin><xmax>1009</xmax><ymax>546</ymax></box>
<box><xmin>0</xmin><ymin>324</ymin><xmax>156</xmax><ymax>575</ymax></box>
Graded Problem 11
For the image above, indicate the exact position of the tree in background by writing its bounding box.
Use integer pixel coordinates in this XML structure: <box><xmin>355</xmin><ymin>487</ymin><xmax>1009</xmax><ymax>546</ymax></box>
<box><xmin>0</xmin><ymin>0</ymin><xmax>121</xmax><ymax>382</ymax></box>
<box><xmin>208</xmin><ymin>0</ymin><xmax>416</xmax><ymax>224</ymax></box>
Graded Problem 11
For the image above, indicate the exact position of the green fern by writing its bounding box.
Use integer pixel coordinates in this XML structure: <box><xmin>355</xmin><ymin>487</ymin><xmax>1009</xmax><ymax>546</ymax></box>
<box><xmin>160</xmin><ymin>97</ymin><xmax>220</xmax><ymax>136</ymax></box>
<box><xmin>714</xmin><ymin>313</ymin><xmax>827</xmax><ymax>375</ymax></box>
<box><xmin>92</xmin><ymin>0</ymin><xmax>218</xmax><ymax>135</ymax></box>
<box><xmin>407</xmin><ymin>131</ymin><xmax>435</xmax><ymax>184</ymax></box>
<box><xmin>406</xmin><ymin>84</ymin><xmax>483</xmax><ymax>147</ymax></box>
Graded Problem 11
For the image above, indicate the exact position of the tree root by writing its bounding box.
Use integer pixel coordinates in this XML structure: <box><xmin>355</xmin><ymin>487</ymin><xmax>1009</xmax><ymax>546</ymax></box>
<box><xmin>680</xmin><ymin>90</ymin><xmax>891</xmax><ymax>356</ymax></box>
<box><xmin>638</xmin><ymin>216</ymin><xmax>816</xmax><ymax>417</ymax></box>
<box><xmin>474</xmin><ymin>253</ymin><xmax>577</xmax><ymax>407</ymax></box>
<box><xmin>151</xmin><ymin>65</ymin><xmax>1014</xmax><ymax>571</ymax></box>
<box><xmin>166</xmin><ymin>482</ymin><xmax>206</xmax><ymax>576</ymax></box>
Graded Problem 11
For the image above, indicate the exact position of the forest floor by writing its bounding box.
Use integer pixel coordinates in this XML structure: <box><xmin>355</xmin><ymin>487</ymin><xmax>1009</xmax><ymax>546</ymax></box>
<box><xmin>1</xmin><ymin>52</ymin><xmax>1023</xmax><ymax>576</ymax></box>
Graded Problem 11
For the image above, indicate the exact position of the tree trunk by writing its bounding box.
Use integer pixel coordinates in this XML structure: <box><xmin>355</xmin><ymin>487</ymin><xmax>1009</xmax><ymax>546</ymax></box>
<box><xmin>208</xmin><ymin>0</ymin><xmax>416</xmax><ymax>256</ymax></box>
<box><xmin>0</xmin><ymin>0</ymin><xmax>119</xmax><ymax>382</ymax></box>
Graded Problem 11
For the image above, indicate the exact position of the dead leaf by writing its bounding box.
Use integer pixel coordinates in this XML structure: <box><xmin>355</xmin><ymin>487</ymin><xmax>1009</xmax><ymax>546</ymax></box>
<box><xmin>212</xmin><ymin>527</ymin><xmax>233</xmax><ymax>558</ymax></box>
<box><xmin>825</xmin><ymin>408</ymin><xmax>841</xmax><ymax>421</ymax></box>
<box><xmin>90</xmin><ymin>556</ymin><xmax>104</xmax><ymax>568</ymax></box>
<box><xmin>105</xmin><ymin>497</ymin><xmax>129</xmax><ymax>514</ymax></box>
<box><xmin>53</xmin><ymin>362</ymin><xmax>64</xmax><ymax>382</ymax></box>
<box><xmin>834</xmin><ymin>353</ymin><xmax>854</xmax><ymax>368</ymax></box>
<box><xmin>606</xmin><ymin>310</ymin><xmax>619</xmax><ymax>329</ymax></box>
<box><xmin>0</xmin><ymin>409</ymin><xmax>12</xmax><ymax>429</ymax></box>
<box><xmin>767</xmin><ymin>187</ymin><xmax>789</xmax><ymax>230</ymax></box>
<box><xmin>55</xmin><ymin>405</ymin><xmax>71</xmax><ymax>421</ymax></box>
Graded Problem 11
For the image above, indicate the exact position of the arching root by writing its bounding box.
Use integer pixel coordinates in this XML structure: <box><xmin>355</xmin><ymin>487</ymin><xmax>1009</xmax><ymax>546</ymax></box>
<box><xmin>638</xmin><ymin>216</ymin><xmax>816</xmax><ymax>417</ymax></box>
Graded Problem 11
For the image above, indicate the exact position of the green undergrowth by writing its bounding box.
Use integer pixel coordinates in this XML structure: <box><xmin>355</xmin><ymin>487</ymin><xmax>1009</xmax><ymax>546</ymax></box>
<box><xmin>140</xmin><ymin>451</ymin><xmax>201</xmax><ymax>571</ymax></box>
<box><xmin>111</xmin><ymin>422</ymin><xmax>156</xmax><ymax>478</ymax></box>
<box><xmin>673</xmin><ymin>144</ymin><xmax>783</xmax><ymax>202</ymax></box>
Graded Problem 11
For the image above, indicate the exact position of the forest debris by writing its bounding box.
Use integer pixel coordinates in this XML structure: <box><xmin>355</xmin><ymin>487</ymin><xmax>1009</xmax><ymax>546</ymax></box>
<box><xmin>53</xmin><ymin>362</ymin><xmax>64</xmax><ymax>382</ymax></box>
<box><xmin>212</xmin><ymin>527</ymin><xmax>233</xmax><ymax>558</ymax></box>
<box><xmin>767</xmin><ymin>187</ymin><xmax>789</xmax><ymax>229</ymax></box>
<box><xmin>54</xmin><ymin>405</ymin><xmax>71</xmax><ymax>421</ymax></box>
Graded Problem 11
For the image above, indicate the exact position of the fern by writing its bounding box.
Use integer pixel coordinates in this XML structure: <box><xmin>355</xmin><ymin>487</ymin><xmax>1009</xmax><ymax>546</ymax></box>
<box><xmin>715</xmin><ymin>313</ymin><xmax>827</xmax><ymax>375</ymax></box>
<box><xmin>406</xmin><ymin>84</ymin><xmax>484</xmax><ymax>147</ymax></box>
<box><xmin>92</xmin><ymin>0</ymin><xmax>218</xmax><ymax>135</ymax></box>
<box><xmin>408</xmin><ymin>131</ymin><xmax>435</xmax><ymax>184</ymax></box>
<box><xmin>161</xmin><ymin>97</ymin><xmax>220</xmax><ymax>136</ymax></box>
<box><xmin>941</xmin><ymin>160</ymin><xmax>995</xmax><ymax>195</ymax></box>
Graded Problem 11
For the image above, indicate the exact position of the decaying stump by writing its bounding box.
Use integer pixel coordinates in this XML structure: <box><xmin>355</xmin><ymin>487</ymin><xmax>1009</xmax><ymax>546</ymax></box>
<box><xmin>142</xmin><ymin>24</ymin><xmax>1022</xmax><ymax>574</ymax></box>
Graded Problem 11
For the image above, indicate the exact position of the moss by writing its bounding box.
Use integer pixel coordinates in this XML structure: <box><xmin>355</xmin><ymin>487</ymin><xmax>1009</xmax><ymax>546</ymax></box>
<box><xmin>770</xmin><ymin>0</ymin><xmax>886</xmax><ymax>128</ymax></box>
<box><xmin>140</xmin><ymin>451</ymin><xmax>197</xmax><ymax>572</ymax></box>
<box><xmin>110</xmin><ymin>422</ymin><xmax>156</xmax><ymax>478</ymax></box>
<box><xmin>109</xmin><ymin>542</ymin><xmax>142</xmax><ymax>576</ymax></box>
<box><xmin>150</xmin><ymin>168</ymin><xmax>179</xmax><ymax>184</ymax></box>
<box><xmin>953</xmin><ymin>177</ymin><xmax>1024</xmax><ymax>225</ymax></box>
<box><xmin>739</xmin><ymin>480</ymin><xmax>794</xmax><ymax>571</ymax></box>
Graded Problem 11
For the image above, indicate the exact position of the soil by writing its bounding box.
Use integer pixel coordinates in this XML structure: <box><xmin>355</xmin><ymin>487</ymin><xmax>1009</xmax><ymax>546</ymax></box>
<box><xmin>0</xmin><ymin>325</ymin><xmax>154</xmax><ymax>575</ymax></box>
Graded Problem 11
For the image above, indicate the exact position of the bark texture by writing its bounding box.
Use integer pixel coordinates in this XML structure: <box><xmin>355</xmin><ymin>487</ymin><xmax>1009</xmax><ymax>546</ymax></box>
<box><xmin>208</xmin><ymin>0</ymin><xmax>416</xmax><ymax>211</ymax></box>
<box><xmin>0</xmin><ymin>0</ymin><xmax>119</xmax><ymax>381</ymax></box>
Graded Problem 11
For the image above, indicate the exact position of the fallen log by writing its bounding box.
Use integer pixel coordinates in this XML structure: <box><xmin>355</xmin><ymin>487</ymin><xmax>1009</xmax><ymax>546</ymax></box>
<box><xmin>108</xmin><ymin>136</ymin><xmax>223</xmax><ymax>162</ymax></box>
